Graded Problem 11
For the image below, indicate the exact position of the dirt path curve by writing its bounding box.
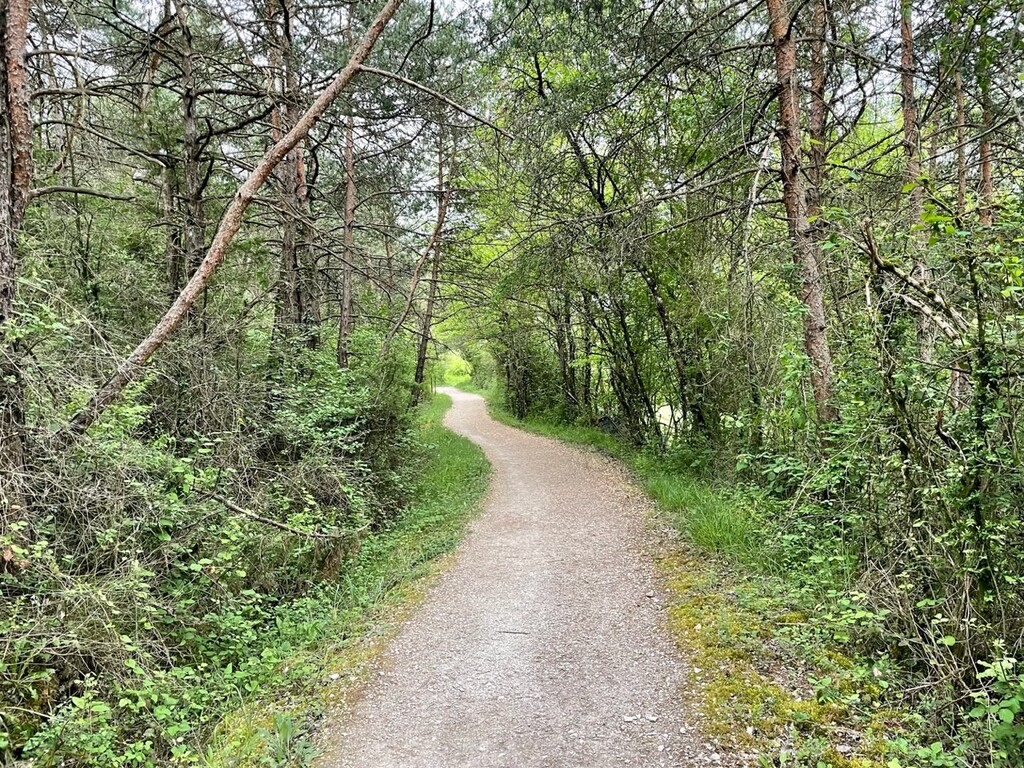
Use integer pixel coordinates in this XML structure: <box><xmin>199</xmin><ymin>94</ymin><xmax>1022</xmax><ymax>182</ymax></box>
<box><xmin>319</xmin><ymin>388</ymin><xmax>712</xmax><ymax>767</ymax></box>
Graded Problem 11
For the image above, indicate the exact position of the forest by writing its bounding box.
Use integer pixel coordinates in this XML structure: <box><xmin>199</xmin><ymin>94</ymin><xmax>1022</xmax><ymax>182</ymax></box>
<box><xmin>2</xmin><ymin>0</ymin><xmax>1024</xmax><ymax>764</ymax></box>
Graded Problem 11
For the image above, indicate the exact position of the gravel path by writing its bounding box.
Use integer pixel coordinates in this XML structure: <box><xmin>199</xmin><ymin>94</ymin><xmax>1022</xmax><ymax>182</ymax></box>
<box><xmin>318</xmin><ymin>388</ymin><xmax>713</xmax><ymax>767</ymax></box>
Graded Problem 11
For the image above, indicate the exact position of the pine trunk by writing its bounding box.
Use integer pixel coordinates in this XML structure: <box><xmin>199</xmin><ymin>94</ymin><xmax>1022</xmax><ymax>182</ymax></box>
<box><xmin>900</xmin><ymin>0</ymin><xmax>933</xmax><ymax>359</ymax></box>
<box><xmin>766</xmin><ymin>0</ymin><xmax>837</xmax><ymax>422</ymax></box>
<box><xmin>1</xmin><ymin>0</ymin><xmax>31</xmax><ymax>525</ymax></box>
<box><xmin>337</xmin><ymin>110</ymin><xmax>356</xmax><ymax>367</ymax></box>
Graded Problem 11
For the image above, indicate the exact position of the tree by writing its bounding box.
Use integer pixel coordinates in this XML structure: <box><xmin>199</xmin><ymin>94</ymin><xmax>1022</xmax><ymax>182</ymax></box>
<box><xmin>67</xmin><ymin>0</ymin><xmax>406</xmax><ymax>435</ymax></box>
<box><xmin>766</xmin><ymin>0</ymin><xmax>836</xmax><ymax>422</ymax></box>
<box><xmin>1</xmin><ymin>0</ymin><xmax>31</xmax><ymax>523</ymax></box>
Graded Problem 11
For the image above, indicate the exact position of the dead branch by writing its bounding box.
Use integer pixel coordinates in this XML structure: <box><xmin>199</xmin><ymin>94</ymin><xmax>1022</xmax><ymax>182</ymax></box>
<box><xmin>207</xmin><ymin>492</ymin><xmax>369</xmax><ymax>541</ymax></box>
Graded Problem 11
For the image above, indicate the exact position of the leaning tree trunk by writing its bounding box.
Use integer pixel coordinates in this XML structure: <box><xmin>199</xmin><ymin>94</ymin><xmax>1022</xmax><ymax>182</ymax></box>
<box><xmin>766</xmin><ymin>0</ymin><xmax>837</xmax><ymax>422</ymax></box>
<box><xmin>1</xmin><ymin>0</ymin><xmax>31</xmax><ymax>526</ymax></box>
<box><xmin>412</xmin><ymin>134</ymin><xmax>448</xmax><ymax>400</ymax></box>
<box><xmin>635</xmin><ymin>257</ymin><xmax>705</xmax><ymax>430</ymax></box>
<box><xmin>66</xmin><ymin>0</ymin><xmax>405</xmax><ymax>436</ymax></box>
<box><xmin>413</xmin><ymin>242</ymin><xmax>442</xmax><ymax>400</ymax></box>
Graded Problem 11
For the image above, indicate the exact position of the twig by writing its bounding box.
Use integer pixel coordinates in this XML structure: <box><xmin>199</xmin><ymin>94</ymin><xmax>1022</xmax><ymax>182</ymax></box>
<box><xmin>30</xmin><ymin>185</ymin><xmax>135</xmax><ymax>202</ymax></box>
<box><xmin>359</xmin><ymin>65</ymin><xmax>514</xmax><ymax>140</ymax></box>
<box><xmin>207</xmin><ymin>492</ymin><xmax>368</xmax><ymax>541</ymax></box>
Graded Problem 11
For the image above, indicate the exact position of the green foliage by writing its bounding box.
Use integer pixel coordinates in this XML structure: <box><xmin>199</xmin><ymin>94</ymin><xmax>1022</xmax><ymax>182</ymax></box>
<box><xmin>439</xmin><ymin>351</ymin><xmax>474</xmax><ymax>388</ymax></box>
<box><xmin>969</xmin><ymin>658</ymin><xmax>1024</xmax><ymax>764</ymax></box>
<box><xmin>1</xmin><ymin>353</ymin><xmax>487</xmax><ymax>767</ymax></box>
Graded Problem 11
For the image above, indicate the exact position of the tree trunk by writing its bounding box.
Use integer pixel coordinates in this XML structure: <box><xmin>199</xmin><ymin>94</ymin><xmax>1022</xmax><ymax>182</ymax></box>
<box><xmin>612</xmin><ymin>295</ymin><xmax>660</xmax><ymax>444</ymax></box>
<box><xmin>900</xmin><ymin>0</ymin><xmax>922</xmax><ymax>218</ymax></box>
<box><xmin>635</xmin><ymin>257</ymin><xmax>704</xmax><ymax>430</ymax></box>
<box><xmin>66</xmin><ymin>0</ymin><xmax>405</xmax><ymax>436</ymax></box>
<box><xmin>269</xmin><ymin>0</ymin><xmax>304</xmax><ymax>343</ymax></box>
<box><xmin>413</xmin><ymin>135</ymin><xmax>448</xmax><ymax>399</ymax></box>
<box><xmin>955</xmin><ymin>66</ymin><xmax>967</xmax><ymax>219</ymax></box>
<box><xmin>805</xmin><ymin>0</ymin><xmax>827</xmax><ymax>223</ymax></box>
<box><xmin>336</xmin><ymin>109</ymin><xmax>356</xmax><ymax>367</ymax></box>
<box><xmin>563</xmin><ymin>292</ymin><xmax>577</xmax><ymax>413</ymax></box>
<box><xmin>162</xmin><ymin>163</ymin><xmax>184</xmax><ymax>302</ymax></box>
<box><xmin>295</xmin><ymin>143</ymin><xmax>318</xmax><ymax>338</ymax></box>
<box><xmin>1</xmin><ymin>0</ymin><xmax>31</xmax><ymax>524</ymax></box>
<box><xmin>385</xmin><ymin>144</ymin><xmax>450</xmax><ymax>347</ymax></box>
<box><xmin>176</xmin><ymin>3</ymin><xmax>206</xmax><ymax>289</ymax></box>
<box><xmin>900</xmin><ymin>0</ymin><xmax>933</xmax><ymax>360</ymax></box>
<box><xmin>979</xmin><ymin>99</ymin><xmax>994</xmax><ymax>228</ymax></box>
<box><xmin>766</xmin><ymin>0</ymin><xmax>837</xmax><ymax>422</ymax></box>
<box><xmin>285</xmin><ymin>13</ymin><xmax>316</xmax><ymax>337</ymax></box>
<box><xmin>413</xmin><ymin>242</ymin><xmax>442</xmax><ymax>399</ymax></box>
<box><xmin>581</xmin><ymin>292</ymin><xmax>594</xmax><ymax>413</ymax></box>
<box><xmin>979</xmin><ymin>16</ymin><xmax>993</xmax><ymax>228</ymax></box>
<box><xmin>551</xmin><ymin>297</ymin><xmax>573</xmax><ymax>416</ymax></box>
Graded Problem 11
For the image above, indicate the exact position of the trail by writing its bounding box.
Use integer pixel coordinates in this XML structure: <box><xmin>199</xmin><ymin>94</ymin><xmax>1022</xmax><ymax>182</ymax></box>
<box><xmin>318</xmin><ymin>388</ymin><xmax>713</xmax><ymax>767</ymax></box>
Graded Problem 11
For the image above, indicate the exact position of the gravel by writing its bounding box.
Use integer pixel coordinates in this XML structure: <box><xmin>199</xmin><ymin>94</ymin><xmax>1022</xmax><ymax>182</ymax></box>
<box><xmin>316</xmin><ymin>388</ymin><xmax>718</xmax><ymax>767</ymax></box>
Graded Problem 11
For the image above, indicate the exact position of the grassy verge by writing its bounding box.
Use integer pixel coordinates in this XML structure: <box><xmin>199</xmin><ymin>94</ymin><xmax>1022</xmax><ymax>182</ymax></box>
<box><xmin>203</xmin><ymin>394</ymin><xmax>490</xmax><ymax>767</ymax></box>
<box><xmin>483</xmin><ymin>405</ymin><xmax>946</xmax><ymax>768</ymax></box>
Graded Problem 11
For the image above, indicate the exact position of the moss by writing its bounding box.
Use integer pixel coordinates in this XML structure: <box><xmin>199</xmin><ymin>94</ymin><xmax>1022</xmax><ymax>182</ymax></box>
<box><xmin>659</xmin><ymin>548</ymin><xmax>901</xmax><ymax>763</ymax></box>
<box><xmin>820</xmin><ymin>749</ymin><xmax>885</xmax><ymax>768</ymax></box>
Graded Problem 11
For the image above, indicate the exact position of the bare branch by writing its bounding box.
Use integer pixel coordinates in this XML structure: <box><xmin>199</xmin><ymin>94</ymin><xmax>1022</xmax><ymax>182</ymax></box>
<box><xmin>30</xmin><ymin>186</ymin><xmax>134</xmax><ymax>202</ymax></box>
<box><xmin>359</xmin><ymin>65</ymin><xmax>513</xmax><ymax>140</ymax></box>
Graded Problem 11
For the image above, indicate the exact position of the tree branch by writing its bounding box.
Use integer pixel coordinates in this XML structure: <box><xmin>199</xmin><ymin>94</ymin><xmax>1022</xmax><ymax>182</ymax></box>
<box><xmin>359</xmin><ymin>65</ymin><xmax>513</xmax><ymax>140</ymax></box>
<box><xmin>61</xmin><ymin>0</ymin><xmax>406</xmax><ymax>439</ymax></box>
<box><xmin>207</xmin><ymin>492</ymin><xmax>369</xmax><ymax>541</ymax></box>
<box><xmin>30</xmin><ymin>186</ymin><xmax>135</xmax><ymax>202</ymax></box>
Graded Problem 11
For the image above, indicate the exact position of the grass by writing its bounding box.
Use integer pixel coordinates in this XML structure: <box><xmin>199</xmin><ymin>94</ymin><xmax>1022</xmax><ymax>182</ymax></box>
<box><xmin>203</xmin><ymin>393</ymin><xmax>490</xmax><ymax>767</ymax></box>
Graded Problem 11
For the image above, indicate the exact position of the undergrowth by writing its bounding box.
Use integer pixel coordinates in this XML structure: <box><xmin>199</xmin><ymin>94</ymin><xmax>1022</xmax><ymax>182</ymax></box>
<box><xmin>203</xmin><ymin>392</ymin><xmax>490</xmax><ymax>768</ymax></box>
<box><xmin>1</xmin><ymin>393</ymin><xmax>489</xmax><ymax>767</ymax></box>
